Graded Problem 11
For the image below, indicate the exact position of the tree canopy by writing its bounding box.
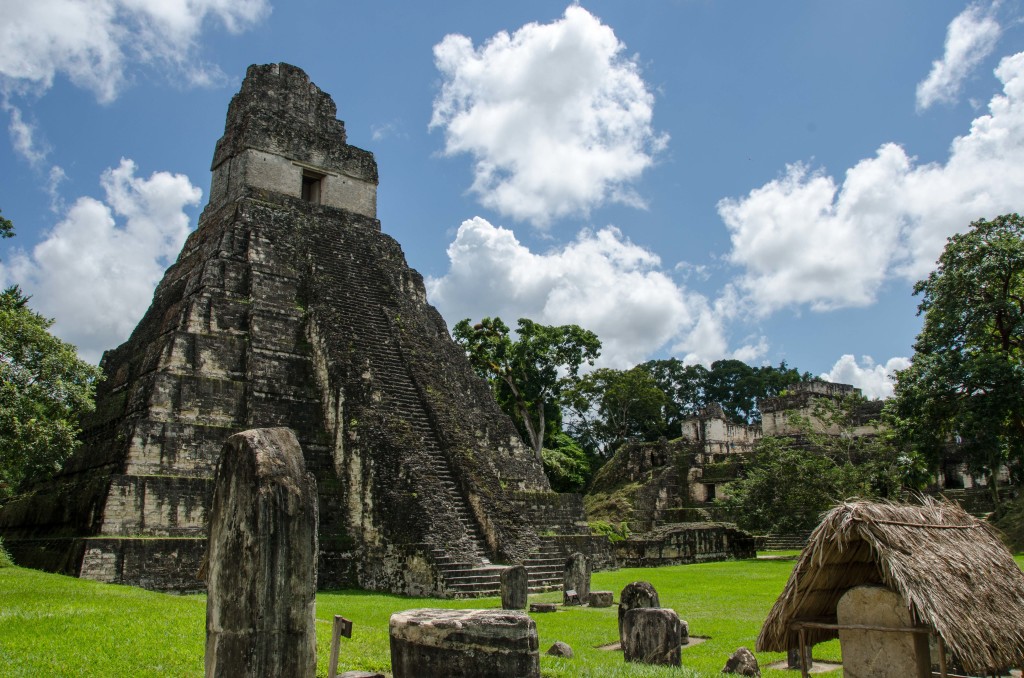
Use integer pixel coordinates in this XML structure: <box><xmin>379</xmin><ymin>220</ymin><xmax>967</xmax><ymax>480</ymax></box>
<box><xmin>0</xmin><ymin>285</ymin><xmax>103</xmax><ymax>501</ymax></box>
<box><xmin>565</xmin><ymin>365</ymin><xmax>667</xmax><ymax>454</ymax></box>
<box><xmin>641</xmin><ymin>358</ymin><xmax>811</xmax><ymax>434</ymax></box>
<box><xmin>887</xmin><ymin>214</ymin><xmax>1024</xmax><ymax>502</ymax></box>
<box><xmin>453</xmin><ymin>317</ymin><xmax>600</xmax><ymax>458</ymax></box>
<box><xmin>0</xmin><ymin>210</ymin><xmax>13</xmax><ymax>240</ymax></box>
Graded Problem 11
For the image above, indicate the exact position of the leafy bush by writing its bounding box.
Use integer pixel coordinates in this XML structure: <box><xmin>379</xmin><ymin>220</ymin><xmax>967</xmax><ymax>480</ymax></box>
<box><xmin>0</xmin><ymin>536</ymin><xmax>14</xmax><ymax>567</ymax></box>
<box><xmin>588</xmin><ymin>520</ymin><xmax>630</xmax><ymax>542</ymax></box>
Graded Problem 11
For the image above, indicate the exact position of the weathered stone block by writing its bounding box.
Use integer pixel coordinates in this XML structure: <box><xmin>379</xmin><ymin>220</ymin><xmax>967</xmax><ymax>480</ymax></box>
<box><xmin>546</xmin><ymin>641</ymin><xmax>573</xmax><ymax>658</ymax></box>
<box><xmin>500</xmin><ymin>564</ymin><xmax>528</xmax><ymax>610</ymax></box>
<box><xmin>562</xmin><ymin>552</ymin><xmax>590</xmax><ymax>606</ymax></box>
<box><xmin>389</xmin><ymin>608</ymin><xmax>539</xmax><ymax>678</ymax></box>
<box><xmin>589</xmin><ymin>590</ymin><xmax>613</xmax><ymax>607</ymax></box>
<box><xmin>621</xmin><ymin>608</ymin><xmax>681</xmax><ymax>666</ymax></box>
<box><xmin>618</xmin><ymin>581</ymin><xmax>660</xmax><ymax>640</ymax></box>
<box><xmin>204</xmin><ymin>428</ymin><xmax>318</xmax><ymax>678</ymax></box>
<box><xmin>529</xmin><ymin>603</ymin><xmax>557</xmax><ymax>613</ymax></box>
<box><xmin>837</xmin><ymin>585</ymin><xmax>930</xmax><ymax>678</ymax></box>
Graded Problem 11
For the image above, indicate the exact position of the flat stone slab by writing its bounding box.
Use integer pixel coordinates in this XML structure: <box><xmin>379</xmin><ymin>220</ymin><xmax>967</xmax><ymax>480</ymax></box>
<box><xmin>589</xmin><ymin>590</ymin><xmax>613</xmax><ymax>607</ymax></box>
<box><xmin>390</xmin><ymin>608</ymin><xmax>539</xmax><ymax>678</ymax></box>
<box><xmin>765</xmin><ymin>660</ymin><xmax>842</xmax><ymax>674</ymax></box>
<box><xmin>529</xmin><ymin>603</ymin><xmax>558</xmax><ymax>613</ymax></box>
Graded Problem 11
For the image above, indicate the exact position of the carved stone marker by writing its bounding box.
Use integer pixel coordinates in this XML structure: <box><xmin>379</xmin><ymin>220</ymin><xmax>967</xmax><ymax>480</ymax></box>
<box><xmin>722</xmin><ymin>647</ymin><xmax>761</xmax><ymax>676</ymax></box>
<box><xmin>621</xmin><ymin>608</ymin><xmax>682</xmax><ymax>666</ymax></box>
<box><xmin>501</xmin><ymin>565</ymin><xmax>529</xmax><ymax>610</ymax></box>
<box><xmin>589</xmin><ymin>590</ymin><xmax>613</xmax><ymax>607</ymax></box>
<box><xmin>389</xmin><ymin>608</ymin><xmax>540</xmax><ymax>678</ymax></box>
<box><xmin>837</xmin><ymin>585</ymin><xmax>930</xmax><ymax>678</ymax></box>
<box><xmin>562</xmin><ymin>552</ymin><xmax>590</xmax><ymax>606</ymax></box>
<box><xmin>205</xmin><ymin>428</ymin><xmax>318</xmax><ymax>678</ymax></box>
<box><xmin>618</xmin><ymin>581</ymin><xmax>660</xmax><ymax>640</ymax></box>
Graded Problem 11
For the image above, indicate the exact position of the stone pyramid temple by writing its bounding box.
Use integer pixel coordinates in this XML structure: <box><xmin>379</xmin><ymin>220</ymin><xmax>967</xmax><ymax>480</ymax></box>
<box><xmin>0</xmin><ymin>63</ymin><xmax>595</xmax><ymax>596</ymax></box>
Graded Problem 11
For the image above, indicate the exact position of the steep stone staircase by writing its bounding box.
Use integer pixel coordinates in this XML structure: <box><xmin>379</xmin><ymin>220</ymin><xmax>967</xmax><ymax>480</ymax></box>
<box><xmin>313</xmin><ymin>225</ymin><xmax>582</xmax><ymax>597</ymax></box>
<box><xmin>314</xmin><ymin>232</ymin><xmax>506</xmax><ymax>595</ymax></box>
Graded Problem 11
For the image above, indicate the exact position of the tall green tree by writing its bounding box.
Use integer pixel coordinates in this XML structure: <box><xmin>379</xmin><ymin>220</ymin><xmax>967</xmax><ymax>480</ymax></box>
<box><xmin>0</xmin><ymin>286</ymin><xmax>103</xmax><ymax>501</ymax></box>
<box><xmin>453</xmin><ymin>317</ymin><xmax>600</xmax><ymax>459</ymax></box>
<box><xmin>887</xmin><ymin>214</ymin><xmax>1024</xmax><ymax>503</ymax></box>
<box><xmin>565</xmin><ymin>366</ymin><xmax>666</xmax><ymax>454</ymax></box>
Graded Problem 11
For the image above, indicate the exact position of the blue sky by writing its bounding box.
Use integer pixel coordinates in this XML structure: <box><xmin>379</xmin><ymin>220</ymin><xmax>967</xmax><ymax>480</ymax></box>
<box><xmin>1</xmin><ymin>1</ymin><xmax>1023</xmax><ymax>398</ymax></box>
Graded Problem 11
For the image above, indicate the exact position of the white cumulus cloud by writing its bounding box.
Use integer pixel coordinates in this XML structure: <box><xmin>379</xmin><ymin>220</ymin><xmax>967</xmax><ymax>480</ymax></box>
<box><xmin>916</xmin><ymin>3</ymin><xmax>1001</xmax><ymax>111</ymax></box>
<box><xmin>0</xmin><ymin>0</ymin><xmax>271</xmax><ymax>103</ymax></box>
<box><xmin>1</xmin><ymin>159</ymin><xmax>201</xmax><ymax>363</ymax></box>
<box><xmin>430</xmin><ymin>6</ymin><xmax>667</xmax><ymax>227</ymax></box>
<box><xmin>821</xmin><ymin>354</ymin><xmax>911</xmax><ymax>400</ymax></box>
<box><xmin>719</xmin><ymin>50</ymin><xmax>1024</xmax><ymax>316</ymax></box>
<box><xmin>426</xmin><ymin>216</ymin><xmax>705</xmax><ymax>368</ymax></box>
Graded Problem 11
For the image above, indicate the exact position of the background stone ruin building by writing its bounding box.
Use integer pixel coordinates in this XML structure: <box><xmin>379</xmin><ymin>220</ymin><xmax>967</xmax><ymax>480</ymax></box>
<box><xmin>586</xmin><ymin>382</ymin><xmax>882</xmax><ymax>532</ymax></box>
<box><xmin>0</xmin><ymin>63</ymin><xmax>600</xmax><ymax>596</ymax></box>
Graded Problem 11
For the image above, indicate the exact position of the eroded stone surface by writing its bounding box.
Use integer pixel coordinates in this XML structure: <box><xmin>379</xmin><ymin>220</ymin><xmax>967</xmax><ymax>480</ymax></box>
<box><xmin>589</xmin><ymin>590</ymin><xmax>613</xmax><ymax>607</ymax></box>
<box><xmin>722</xmin><ymin>647</ymin><xmax>761</xmax><ymax>676</ymax></box>
<box><xmin>622</xmin><ymin>608</ymin><xmax>681</xmax><ymax>666</ymax></box>
<box><xmin>204</xmin><ymin>428</ymin><xmax>317</xmax><ymax>678</ymax></box>
<box><xmin>618</xmin><ymin>581</ymin><xmax>660</xmax><ymax>640</ymax></box>
<box><xmin>546</xmin><ymin>641</ymin><xmax>574</xmax><ymax>658</ymax></box>
<box><xmin>837</xmin><ymin>585</ymin><xmax>930</xmax><ymax>678</ymax></box>
<box><xmin>501</xmin><ymin>564</ymin><xmax>528</xmax><ymax>610</ymax></box>
<box><xmin>389</xmin><ymin>608</ymin><xmax>539</xmax><ymax>678</ymax></box>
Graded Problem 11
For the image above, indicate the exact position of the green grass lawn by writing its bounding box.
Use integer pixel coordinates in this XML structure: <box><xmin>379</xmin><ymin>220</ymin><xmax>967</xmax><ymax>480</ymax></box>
<box><xmin>19</xmin><ymin>550</ymin><xmax>998</xmax><ymax>677</ymax></box>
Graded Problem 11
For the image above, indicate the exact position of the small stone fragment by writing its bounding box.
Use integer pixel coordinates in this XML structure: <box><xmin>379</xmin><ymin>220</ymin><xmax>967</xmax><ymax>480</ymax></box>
<box><xmin>722</xmin><ymin>646</ymin><xmax>761</xmax><ymax>677</ymax></box>
<box><xmin>500</xmin><ymin>565</ymin><xmax>529</xmax><ymax>610</ymax></box>
<box><xmin>588</xmin><ymin>590</ymin><xmax>613</xmax><ymax>607</ymax></box>
<box><xmin>680</xmin><ymin>618</ymin><xmax>690</xmax><ymax>645</ymax></box>
<box><xmin>621</xmin><ymin>608</ymin><xmax>682</xmax><ymax>666</ymax></box>
<box><xmin>546</xmin><ymin>641</ymin><xmax>574</xmax><ymax>658</ymax></box>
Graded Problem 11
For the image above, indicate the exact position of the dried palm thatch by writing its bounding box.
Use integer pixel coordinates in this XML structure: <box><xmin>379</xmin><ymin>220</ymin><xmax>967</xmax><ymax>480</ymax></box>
<box><xmin>758</xmin><ymin>498</ymin><xmax>1024</xmax><ymax>674</ymax></box>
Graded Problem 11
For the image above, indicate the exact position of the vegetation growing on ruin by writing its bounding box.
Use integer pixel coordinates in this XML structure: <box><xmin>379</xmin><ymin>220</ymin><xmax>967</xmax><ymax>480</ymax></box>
<box><xmin>724</xmin><ymin>396</ymin><xmax>920</xmax><ymax>534</ymax></box>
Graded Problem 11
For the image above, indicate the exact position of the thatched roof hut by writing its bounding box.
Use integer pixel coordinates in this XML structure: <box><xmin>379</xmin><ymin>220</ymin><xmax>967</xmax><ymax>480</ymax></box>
<box><xmin>758</xmin><ymin>499</ymin><xmax>1024</xmax><ymax>674</ymax></box>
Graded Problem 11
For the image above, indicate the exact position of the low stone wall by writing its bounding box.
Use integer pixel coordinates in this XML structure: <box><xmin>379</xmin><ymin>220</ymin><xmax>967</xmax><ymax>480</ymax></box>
<box><xmin>613</xmin><ymin>523</ymin><xmax>755</xmax><ymax>568</ymax></box>
<box><xmin>543</xmin><ymin>535</ymin><xmax>616</xmax><ymax>571</ymax></box>
<box><xmin>509</xmin><ymin>492</ymin><xmax>589</xmax><ymax>535</ymax></box>
<box><xmin>78</xmin><ymin>537</ymin><xmax>208</xmax><ymax>592</ymax></box>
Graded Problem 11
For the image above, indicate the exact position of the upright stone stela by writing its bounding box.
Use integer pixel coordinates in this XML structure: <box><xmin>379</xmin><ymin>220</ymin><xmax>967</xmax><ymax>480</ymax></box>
<box><xmin>0</xmin><ymin>63</ymin><xmax>587</xmax><ymax>595</ymax></box>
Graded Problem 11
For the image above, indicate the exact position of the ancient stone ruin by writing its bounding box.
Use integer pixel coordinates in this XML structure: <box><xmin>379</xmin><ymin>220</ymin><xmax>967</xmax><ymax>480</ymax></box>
<box><xmin>0</xmin><ymin>63</ymin><xmax>591</xmax><ymax>596</ymax></box>
<box><xmin>204</xmin><ymin>428</ymin><xmax>317</xmax><ymax>678</ymax></box>
<box><xmin>389</xmin><ymin>608</ymin><xmax>540</xmax><ymax>678</ymax></box>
